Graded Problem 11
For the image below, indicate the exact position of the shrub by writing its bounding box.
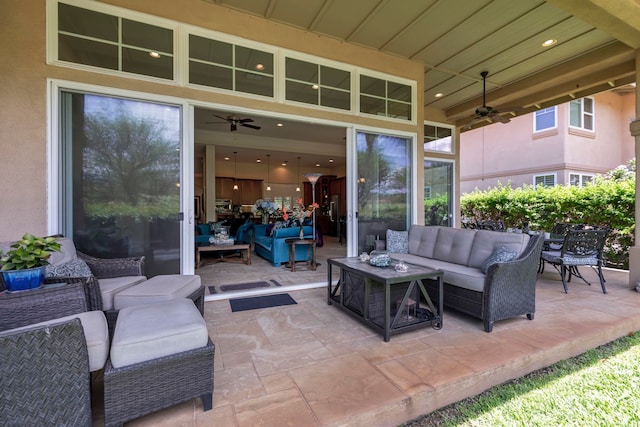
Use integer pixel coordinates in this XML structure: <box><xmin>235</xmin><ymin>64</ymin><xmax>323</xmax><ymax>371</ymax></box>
<box><xmin>460</xmin><ymin>163</ymin><xmax>635</xmax><ymax>269</ymax></box>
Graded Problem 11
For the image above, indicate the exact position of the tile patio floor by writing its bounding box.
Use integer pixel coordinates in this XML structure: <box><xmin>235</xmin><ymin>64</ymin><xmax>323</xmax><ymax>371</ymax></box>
<box><xmin>92</xmin><ymin>261</ymin><xmax>640</xmax><ymax>427</ymax></box>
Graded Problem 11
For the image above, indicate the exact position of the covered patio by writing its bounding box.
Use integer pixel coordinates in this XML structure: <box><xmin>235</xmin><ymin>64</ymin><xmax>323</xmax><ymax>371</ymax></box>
<box><xmin>88</xmin><ymin>266</ymin><xmax>640</xmax><ymax>426</ymax></box>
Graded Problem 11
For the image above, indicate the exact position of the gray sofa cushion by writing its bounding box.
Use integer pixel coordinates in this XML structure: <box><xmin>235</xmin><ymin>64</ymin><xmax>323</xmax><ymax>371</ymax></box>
<box><xmin>432</xmin><ymin>227</ymin><xmax>476</xmax><ymax>265</ymax></box>
<box><xmin>99</xmin><ymin>276</ymin><xmax>147</xmax><ymax>310</ymax></box>
<box><xmin>392</xmin><ymin>253</ymin><xmax>485</xmax><ymax>292</ymax></box>
<box><xmin>467</xmin><ymin>230</ymin><xmax>530</xmax><ymax>269</ymax></box>
<box><xmin>45</xmin><ymin>258</ymin><xmax>93</xmax><ymax>278</ymax></box>
<box><xmin>408</xmin><ymin>224</ymin><xmax>440</xmax><ymax>258</ymax></box>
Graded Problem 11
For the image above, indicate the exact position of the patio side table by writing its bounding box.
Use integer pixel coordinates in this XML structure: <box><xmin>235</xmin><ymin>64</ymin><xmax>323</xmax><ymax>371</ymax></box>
<box><xmin>285</xmin><ymin>238</ymin><xmax>316</xmax><ymax>272</ymax></box>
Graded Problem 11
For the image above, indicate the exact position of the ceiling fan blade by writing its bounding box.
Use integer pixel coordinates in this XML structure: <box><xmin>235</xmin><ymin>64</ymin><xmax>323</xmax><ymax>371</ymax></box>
<box><xmin>213</xmin><ymin>115</ymin><xmax>230</xmax><ymax>122</ymax></box>
<box><xmin>205</xmin><ymin>121</ymin><xmax>228</xmax><ymax>125</ymax></box>
<box><xmin>491</xmin><ymin>114</ymin><xmax>511</xmax><ymax>124</ymax></box>
<box><xmin>241</xmin><ymin>123</ymin><xmax>261</xmax><ymax>130</ymax></box>
<box><xmin>230</xmin><ymin>123</ymin><xmax>237</xmax><ymax>132</ymax></box>
<box><xmin>237</xmin><ymin>118</ymin><xmax>254</xmax><ymax>123</ymax></box>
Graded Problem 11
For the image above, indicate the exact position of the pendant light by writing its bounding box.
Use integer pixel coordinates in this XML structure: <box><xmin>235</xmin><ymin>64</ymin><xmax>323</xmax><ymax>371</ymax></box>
<box><xmin>266</xmin><ymin>154</ymin><xmax>271</xmax><ymax>191</ymax></box>
<box><xmin>232</xmin><ymin>151</ymin><xmax>239</xmax><ymax>190</ymax></box>
<box><xmin>295</xmin><ymin>157</ymin><xmax>301</xmax><ymax>192</ymax></box>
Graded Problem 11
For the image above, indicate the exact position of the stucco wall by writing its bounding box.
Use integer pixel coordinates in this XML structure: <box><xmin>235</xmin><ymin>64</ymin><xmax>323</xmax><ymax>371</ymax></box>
<box><xmin>460</xmin><ymin>90</ymin><xmax>636</xmax><ymax>194</ymax></box>
<box><xmin>0</xmin><ymin>0</ymin><xmax>424</xmax><ymax>241</ymax></box>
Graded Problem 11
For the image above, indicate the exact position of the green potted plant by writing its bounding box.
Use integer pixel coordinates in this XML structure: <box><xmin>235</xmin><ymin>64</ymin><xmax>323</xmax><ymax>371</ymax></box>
<box><xmin>0</xmin><ymin>233</ymin><xmax>61</xmax><ymax>291</ymax></box>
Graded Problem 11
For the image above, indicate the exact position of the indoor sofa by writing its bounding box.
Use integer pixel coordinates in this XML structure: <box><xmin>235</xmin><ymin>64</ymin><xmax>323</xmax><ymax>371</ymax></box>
<box><xmin>389</xmin><ymin>225</ymin><xmax>544</xmax><ymax>332</ymax></box>
<box><xmin>236</xmin><ymin>222</ymin><xmax>314</xmax><ymax>266</ymax></box>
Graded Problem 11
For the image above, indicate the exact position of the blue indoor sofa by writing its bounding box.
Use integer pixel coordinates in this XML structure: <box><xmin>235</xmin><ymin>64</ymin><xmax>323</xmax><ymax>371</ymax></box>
<box><xmin>236</xmin><ymin>222</ymin><xmax>314</xmax><ymax>266</ymax></box>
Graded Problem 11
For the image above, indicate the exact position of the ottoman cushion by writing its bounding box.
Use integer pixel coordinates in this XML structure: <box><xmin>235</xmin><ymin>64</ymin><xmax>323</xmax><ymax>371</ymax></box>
<box><xmin>9</xmin><ymin>311</ymin><xmax>109</xmax><ymax>372</ymax></box>
<box><xmin>113</xmin><ymin>274</ymin><xmax>201</xmax><ymax>310</ymax></box>
<box><xmin>99</xmin><ymin>276</ymin><xmax>147</xmax><ymax>310</ymax></box>
<box><xmin>110</xmin><ymin>298</ymin><xmax>208</xmax><ymax>368</ymax></box>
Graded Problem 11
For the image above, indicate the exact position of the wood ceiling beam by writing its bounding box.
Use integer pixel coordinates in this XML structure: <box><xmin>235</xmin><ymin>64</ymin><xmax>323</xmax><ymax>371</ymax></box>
<box><xmin>546</xmin><ymin>0</ymin><xmax>640</xmax><ymax>49</ymax></box>
<box><xmin>444</xmin><ymin>41</ymin><xmax>634</xmax><ymax>118</ymax></box>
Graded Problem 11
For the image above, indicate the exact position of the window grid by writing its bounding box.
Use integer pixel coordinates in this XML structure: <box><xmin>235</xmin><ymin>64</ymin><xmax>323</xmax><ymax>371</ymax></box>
<box><xmin>569</xmin><ymin>97</ymin><xmax>595</xmax><ymax>131</ymax></box>
<box><xmin>284</xmin><ymin>57</ymin><xmax>351</xmax><ymax>110</ymax></box>
<box><xmin>534</xmin><ymin>106</ymin><xmax>556</xmax><ymax>132</ymax></box>
<box><xmin>534</xmin><ymin>174</ymin><xmax>556</xmax><ymax>188</ymax></box>
<box><xmin>57</xmin><ymin>4</ymin><xmax>174</xmax><ymax>79</ymax></box>
<box><xmin>569</xmin><ymin>173</ymin><xmax>594</xmax><ymax>187</ymax></box>
<box><xmin>54</xmin><ymin>1</ymin><xmax>416</xmax><ymax>122</ymax></box>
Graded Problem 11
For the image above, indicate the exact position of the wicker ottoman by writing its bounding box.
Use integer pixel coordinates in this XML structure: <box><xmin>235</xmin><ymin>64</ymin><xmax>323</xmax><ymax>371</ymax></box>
<box><xmin>104</xmin><ymin>299</ymin><xmax>214</xmax><ymax>427</ymax></box>
<box><xmin>105</xmin><ymin>274</ymin><xmax>204</xmax><ymax>334</ymax></box>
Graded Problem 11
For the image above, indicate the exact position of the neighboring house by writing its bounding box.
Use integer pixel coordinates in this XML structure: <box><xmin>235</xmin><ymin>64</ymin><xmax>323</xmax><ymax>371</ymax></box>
<box><xmin>459</xmin><ymin>88</ymin><xmax>636</xmax><ymax>194</ymax></box>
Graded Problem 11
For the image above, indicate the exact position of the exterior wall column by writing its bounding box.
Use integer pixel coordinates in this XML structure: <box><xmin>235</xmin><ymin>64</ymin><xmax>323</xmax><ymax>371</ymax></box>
<box><xmin>628</xmin><ymin>49</ymin><xmax>640</xmax><ymax>290</ymax></box>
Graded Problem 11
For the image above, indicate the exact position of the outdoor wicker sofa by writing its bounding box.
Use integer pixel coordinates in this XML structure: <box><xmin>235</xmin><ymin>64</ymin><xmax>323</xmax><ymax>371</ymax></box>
<box><xmin>388</xmin><ymin>225</ymin><xmax>544</xmax><ymax>332</ymax></box>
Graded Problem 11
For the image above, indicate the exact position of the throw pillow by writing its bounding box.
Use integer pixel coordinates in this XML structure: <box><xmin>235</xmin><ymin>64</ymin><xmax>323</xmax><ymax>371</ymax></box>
<box><xmin>480</xmin><ymin>245</ymin><xmax>518</xmax><ymax>274</ymax></box>
<box><xmin>386</xmin><ymin>229</ymin><xmax>408</xmax><ymax>254</ymax></box>
<box><xmin>46</xmin><ymin>258</ymin><xmax>93</xmax><ymax>278</ymax></box>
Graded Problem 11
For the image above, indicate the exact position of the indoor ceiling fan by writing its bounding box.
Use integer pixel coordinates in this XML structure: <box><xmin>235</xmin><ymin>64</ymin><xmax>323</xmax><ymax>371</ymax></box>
<box><xmin>462</xmin><ymin>71</ymin><xmax>515</xmax><ymax>131</ymax></box>
<box><xmin>206</xmin><ymin>114</ymin><xmax>261</xmax><ymax>132</ymax></box>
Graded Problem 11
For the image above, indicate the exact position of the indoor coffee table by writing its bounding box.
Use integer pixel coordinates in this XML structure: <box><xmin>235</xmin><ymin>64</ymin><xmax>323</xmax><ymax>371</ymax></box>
<box><xmin>327</xmin><ymin>257</ymin><xmax>443</xmax><ymax>341</ymax></box>
<box><xmin>284</xmin><ymin>238</ymin><xmax>316</xmax><ymax>272</ymax></box>
<box><xmin>196</xmin><ymin>243</ymin><xmax>251</xmax><ymax>268</ymax></box>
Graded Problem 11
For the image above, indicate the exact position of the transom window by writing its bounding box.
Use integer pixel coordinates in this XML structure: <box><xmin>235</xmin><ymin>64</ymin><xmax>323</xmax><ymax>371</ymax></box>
<box><xmin>189</xmin><ymin>34</ymin><xmax>274</xmax><ymax>97</ymax></box>
<box><xmin>534</xmin><ymin>174</ymin><xmax>556</xmax><ymax>188</ymax></box>
<box><xmin>360</xmin><ymin>75</ymin><xmax>412</xmax><ymax>120</ymax></box>
<box><xmin>57</xmin><ymin>3</ymin><xmax>174</xmax><ymax>80</ymax></box>
<box><xmin>285</xmin><ymin>57</ymin><xmax>350</xmax><ymax>110</ymax></box>
<box><xmin>534</xmin><ymin>106</ymin><xmax>556</xmax><ymax>132</ymax></box>
<box><xmin>569</xmin><ymin>97</ymin><xmax>594</xmax><ymax>131</ymax></box>
<box><xmin>424</xmin><ymin>123</ymin><xmax>453</xmax><ymax>153</ymax></box>
<box><xmin>569</xmin><ymin>174</ymin><xmax>593</xmax><ymax>187</ymax></box>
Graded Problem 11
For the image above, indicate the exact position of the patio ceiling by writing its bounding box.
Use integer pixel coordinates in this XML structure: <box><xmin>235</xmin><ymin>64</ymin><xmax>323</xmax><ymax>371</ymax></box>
<box><xmin>206</xmin><ymin>0</ymin><xmax>639</xmax><ymax>130</ymax></box>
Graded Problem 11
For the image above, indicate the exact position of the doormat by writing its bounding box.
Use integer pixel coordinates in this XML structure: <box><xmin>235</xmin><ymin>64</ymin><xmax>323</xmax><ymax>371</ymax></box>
<box><xmin>229</xmin><ymin>293</ymin><xmax>297</xmax><ymax>312</ymax></box>
<box><xmin>208</xmin><ymin>279</ymin><xmax>281</xmax><ymax>294</ymax></box>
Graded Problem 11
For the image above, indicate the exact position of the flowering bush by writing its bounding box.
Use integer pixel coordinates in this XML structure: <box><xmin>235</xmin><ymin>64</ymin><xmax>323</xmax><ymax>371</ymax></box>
<box><xmin>283</xmin><ymin>198</ymin><xmax>319</xmax><ymax>226</ymax></box>
<box><xmin>253</xmin><ymin>199</ymin><xmax>280</xmax><ymax>216</ymax></box>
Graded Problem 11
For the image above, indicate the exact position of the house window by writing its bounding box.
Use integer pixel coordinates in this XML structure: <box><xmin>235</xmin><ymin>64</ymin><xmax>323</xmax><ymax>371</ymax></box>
<box><xmin>189</xmin><ymin>35</ymin><xmax>274</xmax><ymax>97</ymax></box>
<box><xmin>534</xmin><ymin>106</ymin><xmax>556</xmax><ymax>132</ymax></box>
<box><xmin>285</xmin><ymin>57</ymin><xmax>351</xmax><ymax>110</ymax></box>
<box><xmin>424</xmin><ymin>123</ymin><xmax>453</xmax><ymax>153</ymax></box>
<box><xmin>569</xmin><ymin>97</ymin><xmax>594</xmax><ymax>131</ymax></box>
<box><xmin>57</xmin><ymin>3</ymin><xmax>174</xmax><ymax>80</ymax></box>
<box><xmin>360</xmin><ymin>75</ymin><xmax>412</xmax><ymax>120</ymax></box>
<box><xmin>534</xmin><ymin>174</ymin><xmax>556</xmax><ymax>188</ymax></box>
<box><xmin>569</xmin><ymin>174</ymin><xmax>594</xmax><ymax>187</ymax></box>
<box><xmin>424</xmin><ymin>159</ymin><xmax>453</xmax><ymax>226</ymax></box>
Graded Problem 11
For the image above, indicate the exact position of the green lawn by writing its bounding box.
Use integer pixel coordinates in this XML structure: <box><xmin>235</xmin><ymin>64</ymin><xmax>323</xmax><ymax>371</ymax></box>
<box><xmin>403</xmin><ymin>332</ymin><xmax>640</xmax><ymax>427</ymax></box>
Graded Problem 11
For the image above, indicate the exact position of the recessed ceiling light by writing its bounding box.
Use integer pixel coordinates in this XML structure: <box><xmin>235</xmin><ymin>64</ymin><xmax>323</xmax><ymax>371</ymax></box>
<box><xmin>256</xmin><ymin>159</ymin><xmax>261</xmax><ymax>163</ymax></box>
<box><xmin>255</xmin><ymin>63</ymin><xmax>265</xmax><ymax>71</ymax></box>
<box><xmin>329</xmin><ymin>159</ymin><xmax>334</xmax><ymax>163</ymax></box>
<box><xmin>149</xmin><ymin>51</ymin><xmax>161</xmax><ymax>58</ymax></box>
<box><xmin>542</xmin><ymin>39</ymin><xmax>557</xmax><ymax>47</ymax></box>
<box><xmin>276</xmin><ymin>123</ymin><xmax>284</xmax><ymax>127</ymax></box>
<box><xmin>311</xmin><ymin>84</ymin><xmax>319</xmax><ymax>90</ymax></box>
<box><xmin>434</xmin><ymin>93</ymin><xmax>444</xmax><ymax>98</ymax></box>
<box><xmin>315</xmin><ymin>163</ymin><xmax>320</xmax><ymax>167</ymax></box>
<box><xmin>224</xmin><ymin>157</ymin><xmax>230</xmax><ymax>161</ymax></box>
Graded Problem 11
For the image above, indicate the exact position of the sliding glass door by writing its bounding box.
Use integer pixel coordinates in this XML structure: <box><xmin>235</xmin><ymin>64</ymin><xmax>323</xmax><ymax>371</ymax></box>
<box><xmin>58</xmin><ymin>91</ymin><xmax>183</xmax><ymax>277</ymax></box>
<box><xmin>355</xmin><ymin>131</ymin><xmax>412</xmax><ymax>253</ymax></box>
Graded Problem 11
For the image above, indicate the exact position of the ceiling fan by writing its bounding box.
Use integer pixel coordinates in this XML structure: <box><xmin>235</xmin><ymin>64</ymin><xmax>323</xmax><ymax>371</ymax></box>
<box><xmin>206</xmin><ymin>115</ymin><xmax>261</xmax><ymax>132</ymax></box>
<box><xmin>462</xmin><ymin>71</ymin><xmax>515</xmax><ymax>131</ymax></box>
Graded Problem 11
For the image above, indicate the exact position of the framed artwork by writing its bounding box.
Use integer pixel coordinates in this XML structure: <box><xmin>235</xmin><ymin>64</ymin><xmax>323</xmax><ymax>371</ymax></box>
<box><xmin>194</xmin><ymin>195</ymin><xmax>202</xmax><ymax>220</ymax></box>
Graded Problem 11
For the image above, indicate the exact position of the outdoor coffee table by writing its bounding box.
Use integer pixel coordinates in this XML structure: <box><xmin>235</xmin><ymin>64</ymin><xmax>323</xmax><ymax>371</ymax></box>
<box><xmin>327</xmin><ymin>257</ymin><xmax>443</xmax><ymax>342</ymax></box>
<box><xmin>196</xmin><ymin>243</ymin><xmax>251</xmax><ymax>268</ymax></box>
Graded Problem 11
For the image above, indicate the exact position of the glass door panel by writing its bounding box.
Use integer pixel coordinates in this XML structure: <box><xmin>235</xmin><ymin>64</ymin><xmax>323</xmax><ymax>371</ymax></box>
<box><xmin>356</xmin><ymin>131</ymin><xmax>412</xmax><ymax>253</ymax></box>
<box><xmin>59</xmin><ymin>91</ymin><xmax>182</xmax><ymax>277</ymax></box>
<box><xmin>424</xmin><ymin>159</ymin><xmax>453</xmax><ymax>226</ymax></box>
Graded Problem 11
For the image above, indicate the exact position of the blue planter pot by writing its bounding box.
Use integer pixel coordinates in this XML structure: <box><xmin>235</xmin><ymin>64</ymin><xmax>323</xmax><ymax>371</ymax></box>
<box><xmin>1</xmin><ymin>266</ymin><xmax>46</xmax><ymax>292</ymax></box>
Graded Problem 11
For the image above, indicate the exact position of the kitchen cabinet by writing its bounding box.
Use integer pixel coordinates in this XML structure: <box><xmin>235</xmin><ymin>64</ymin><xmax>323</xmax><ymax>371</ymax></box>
<box><xmin>216</xmin><ymin>177</ymin><xmax>235</xmax><ymax>200</ymax></box>
<box><xmin>216</xmin><ymin>177</ymin><xmax>262</xmax><ymax>205</ymax></box>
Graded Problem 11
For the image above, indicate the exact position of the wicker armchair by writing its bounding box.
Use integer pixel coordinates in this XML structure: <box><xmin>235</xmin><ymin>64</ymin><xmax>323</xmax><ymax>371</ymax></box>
<box><xmin>0</xmin><ymin>318</ymin><xmax>92</xmax><ymax>426</ymax></box>
<box><xmin>0</xmin><ymin>280</ymin><xmax>90</xmax><ymax>332</ymax></box>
